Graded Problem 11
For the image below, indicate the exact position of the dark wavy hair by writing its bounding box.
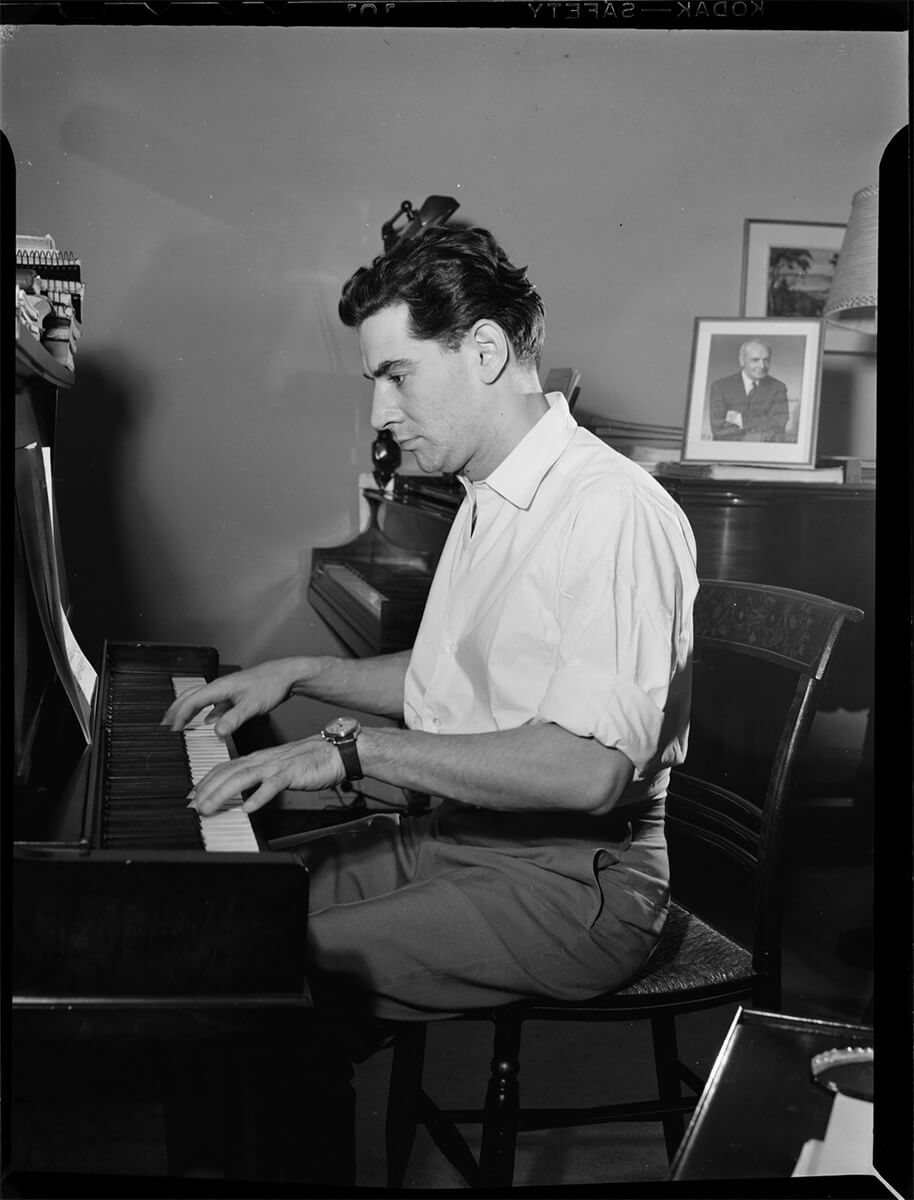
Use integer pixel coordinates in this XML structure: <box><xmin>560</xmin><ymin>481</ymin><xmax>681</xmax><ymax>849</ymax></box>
<box><xmin>338</xmin><ymin>226</ymin><xmax>545</xmax><ymax>367</ymax></box>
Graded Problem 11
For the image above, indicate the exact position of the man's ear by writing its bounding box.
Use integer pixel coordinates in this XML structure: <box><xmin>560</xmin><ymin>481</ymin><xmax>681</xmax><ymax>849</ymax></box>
<box><xmin>469</xmin><ymin>320</ymin><xmax>509</xmax><ymax>384</ymax></box>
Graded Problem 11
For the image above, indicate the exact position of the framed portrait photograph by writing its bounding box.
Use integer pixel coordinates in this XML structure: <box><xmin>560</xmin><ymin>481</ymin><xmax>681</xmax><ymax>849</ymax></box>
<box><xmin>741</xmin><ymin>219</ymin><xmax>876</xmax><ymax>356</ymax></box>
<box><xmin>682</xmin><ymin>317</ymin><xmax>825</xmax><ymax>467</ymax></box>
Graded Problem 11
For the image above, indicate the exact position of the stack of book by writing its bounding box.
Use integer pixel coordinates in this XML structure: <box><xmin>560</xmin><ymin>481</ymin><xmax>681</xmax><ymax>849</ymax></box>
<box><xmin>15</xmin><ymin>234</ymin><xmax>84</xmax><ymax>372</ymax></box>
<box><xmin>586</xmin><ymin>417</ymin><xmax>684</xmax><ymax>474</ymax></box>
<box><xmin>653</xmin><ymin>458</ymin><xmax>874</xmax><ymax>486</ymax></box>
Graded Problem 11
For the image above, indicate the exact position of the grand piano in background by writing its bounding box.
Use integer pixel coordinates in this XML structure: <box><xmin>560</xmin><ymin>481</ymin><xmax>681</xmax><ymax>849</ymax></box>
<box><xmin>309</xmin><ymin>470</ymin><xmax>460</xmax><ymax>658</ymax></box>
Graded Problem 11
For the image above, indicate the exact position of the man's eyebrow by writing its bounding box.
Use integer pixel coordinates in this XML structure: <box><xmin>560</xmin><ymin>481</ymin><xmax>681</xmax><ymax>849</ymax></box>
<box><xmin>362</xmin><ymin>358</ymin><xmax>416</xmax><ymax>381</ymax></box>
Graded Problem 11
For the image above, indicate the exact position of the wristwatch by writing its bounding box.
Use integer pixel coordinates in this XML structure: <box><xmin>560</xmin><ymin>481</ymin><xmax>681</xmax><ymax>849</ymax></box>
<box><xmin>321</xmin><ymin>716</ymin><xmax>364</xmax><ymax>781</ymax></box>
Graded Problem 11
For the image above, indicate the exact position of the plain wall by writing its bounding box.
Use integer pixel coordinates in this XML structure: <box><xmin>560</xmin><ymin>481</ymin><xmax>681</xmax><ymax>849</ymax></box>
<box><xmin>4</xmin><ymin>24</ymin><xmax>906</xmax><ymax>740</ymax></box>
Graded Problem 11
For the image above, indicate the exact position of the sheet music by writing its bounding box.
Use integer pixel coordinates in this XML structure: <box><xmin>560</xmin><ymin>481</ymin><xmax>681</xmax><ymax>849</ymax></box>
<box><xmin>40</xmin><ymin>446</ymin><xmax>98</xmax><ymax>714</ymax></box>
<box><xmin>15</xmin><ymin>443</ymin><xmax>96</xmax><ymax>742</ymax></box>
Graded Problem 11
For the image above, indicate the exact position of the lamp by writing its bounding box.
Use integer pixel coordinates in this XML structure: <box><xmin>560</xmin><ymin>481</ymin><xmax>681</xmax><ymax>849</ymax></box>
<box><xmin>823</xmin><ymin>184</ymin><xmax>878</xmax><ymax>335</ymax></box>
<box><xmin>381</xmin><ymin>195</ymin><xmax>459</xmax><ymax>252</ymax></box>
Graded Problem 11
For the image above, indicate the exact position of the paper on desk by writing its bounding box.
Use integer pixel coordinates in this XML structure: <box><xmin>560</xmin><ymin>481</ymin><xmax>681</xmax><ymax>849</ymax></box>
<box><xmin>792</xmin><ymin>1093</ymin><xmax>874</xmax><ymax>1177</ymax></box>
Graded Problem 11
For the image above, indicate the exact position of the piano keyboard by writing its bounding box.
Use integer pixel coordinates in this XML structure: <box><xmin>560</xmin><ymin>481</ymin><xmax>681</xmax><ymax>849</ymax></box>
<box><xmin>321</xmin><ymin>562</ymin><xmax>386</xmax><ymax>614</ymax></box>
<box><xmin>100</xmin><ymin>665</ymin><xmax>257</xmax><ymax>853</ymax></box>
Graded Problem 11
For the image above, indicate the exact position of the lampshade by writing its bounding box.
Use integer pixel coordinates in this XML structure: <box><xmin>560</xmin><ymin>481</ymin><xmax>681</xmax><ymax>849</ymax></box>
<box><xmin>823</xmin><ymin>184</ymin><xmax>878</xmax><ymax>335</ymax></box>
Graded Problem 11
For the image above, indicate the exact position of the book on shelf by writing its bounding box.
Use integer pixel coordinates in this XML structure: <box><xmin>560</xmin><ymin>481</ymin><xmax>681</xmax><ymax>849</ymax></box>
<box><xmin>588</xmin><ymin>416</ymin><xmax>682</xmax><ymax>434</ymax></box>
<box><xmin>817</xmin><ymin>457</ymin><xmax>876</xmax><ymax>484</ymax></box>
<box><xmin>583</xmin><ymin>416</ymin><xmax>683</xmax><ymax>476</ymax></box>
<box><xmin>654</xmin><ymin>461</ymin><xmax>854</xmax><ymax>484</ymax></box>
<box><xmin>620</xmin><ymin>445</ymin><xmax>683</xmax><ymax>462</ymax></box>
<box><xmin>592</xmin><ymin>428</ymin><xmax>681</xmax><ymax>443</ymax></box>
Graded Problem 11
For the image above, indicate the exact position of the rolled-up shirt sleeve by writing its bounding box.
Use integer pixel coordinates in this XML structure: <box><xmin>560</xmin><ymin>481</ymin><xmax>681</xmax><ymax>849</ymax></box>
<box><xmin>536</xmin><ymin>486</ymin><xmax>696</xmax><ymax>778</ymax></box>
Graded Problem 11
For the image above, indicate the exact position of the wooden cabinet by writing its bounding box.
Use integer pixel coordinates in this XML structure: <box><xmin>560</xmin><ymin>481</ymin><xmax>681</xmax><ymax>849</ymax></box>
<box><xmin>659</xmin><ymin>478</ymin><xmax>875</xmax><ymax>713</ymax></box>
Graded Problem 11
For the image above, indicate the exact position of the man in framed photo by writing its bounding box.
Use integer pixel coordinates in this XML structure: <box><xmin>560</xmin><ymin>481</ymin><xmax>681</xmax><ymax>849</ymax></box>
<box><xmin>707</xmin><ymin>339</ymin><xmax>789</xmax><ymax>442</ymax></box>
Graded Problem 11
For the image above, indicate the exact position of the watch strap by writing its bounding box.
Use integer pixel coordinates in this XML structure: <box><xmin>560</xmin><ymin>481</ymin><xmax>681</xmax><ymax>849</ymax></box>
<box><xmin>334</xmin><ymin>735</ymin><xmax>363</xmax><ymax>782</ymax></box>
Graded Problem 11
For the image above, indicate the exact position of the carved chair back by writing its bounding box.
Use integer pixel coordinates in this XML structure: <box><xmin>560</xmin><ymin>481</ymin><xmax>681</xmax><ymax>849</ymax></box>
<box><xmin>667</xmin><ymin>579</ymin><xmax>863</xmax><ymax>1003</ymax></box>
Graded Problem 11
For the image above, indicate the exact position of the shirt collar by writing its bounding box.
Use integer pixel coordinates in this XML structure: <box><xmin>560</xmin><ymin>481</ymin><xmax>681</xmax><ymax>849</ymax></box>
<box><xmin>460</xmin><ymin>392</ymin><xmax>578</xmax><ymax>510</ymax></box>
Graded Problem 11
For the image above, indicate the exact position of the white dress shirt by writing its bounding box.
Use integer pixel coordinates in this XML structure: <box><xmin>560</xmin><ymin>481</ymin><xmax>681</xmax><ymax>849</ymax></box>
<box><xmin>403</xmin><ymin>393</ymin><xmax>698</xmax><ymax>801</ymax></box>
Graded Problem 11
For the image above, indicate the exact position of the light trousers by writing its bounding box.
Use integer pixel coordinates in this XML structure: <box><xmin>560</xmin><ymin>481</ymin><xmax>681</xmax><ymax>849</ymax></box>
<box><xmin>304</xmin><ymin>798</ymin><xmax>670</xmax><ymax>1023</ymax></box>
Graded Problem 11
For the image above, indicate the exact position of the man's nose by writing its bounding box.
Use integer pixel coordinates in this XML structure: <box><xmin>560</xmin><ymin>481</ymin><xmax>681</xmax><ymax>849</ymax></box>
<box><xmin>370</xmin><ymin>384</ymin><xmax>400</xmax><ymax>432</ymax></box>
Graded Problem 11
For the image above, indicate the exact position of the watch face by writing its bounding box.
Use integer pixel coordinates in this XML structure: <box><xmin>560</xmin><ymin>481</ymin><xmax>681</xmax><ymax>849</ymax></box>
<box><xmin>325</xmin><ymin>717</ymin><xmax>360</xmax><ymax>740</ymax></box>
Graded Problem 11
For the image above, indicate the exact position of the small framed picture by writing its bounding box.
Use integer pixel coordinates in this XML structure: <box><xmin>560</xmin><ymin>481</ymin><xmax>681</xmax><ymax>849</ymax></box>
<box><xmin>741</xmin><ymin>219</ymin><xmax>875</xmax><ymax>356</ymax></box>
<box><xmin>682</xmin><ymin>317</ymin><xmax>825</xmax><ymax>467</ymax></box>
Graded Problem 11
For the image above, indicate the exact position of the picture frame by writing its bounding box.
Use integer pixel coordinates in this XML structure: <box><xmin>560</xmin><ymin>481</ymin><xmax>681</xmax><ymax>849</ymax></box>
<box><xmin>682</xmin><ymin>317</ymin><xmax>825</xmax><ymax>467</ymax></box>
<box><xmin>741</xmin><ymin>219</ymin><xmax>876</xmax><ymax>356</ymax></box>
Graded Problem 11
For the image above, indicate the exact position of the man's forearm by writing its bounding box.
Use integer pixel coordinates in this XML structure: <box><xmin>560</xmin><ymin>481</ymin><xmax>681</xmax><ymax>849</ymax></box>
<box><xmin>289</xmin><ymin>650</ymin><xmax>410</xmax><ymax>718</ymax></box>
<box><xmin>358</xmin><ymin>721</ymin><xmax>634</xmax><ymax>815</ymax></box>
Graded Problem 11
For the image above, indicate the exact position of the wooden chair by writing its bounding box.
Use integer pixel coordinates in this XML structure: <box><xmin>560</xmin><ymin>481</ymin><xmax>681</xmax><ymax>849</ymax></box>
<box><xmin>384</xmin><ymin>579</ymin><xmax>863</xmax><ymax>1188</ymax></box>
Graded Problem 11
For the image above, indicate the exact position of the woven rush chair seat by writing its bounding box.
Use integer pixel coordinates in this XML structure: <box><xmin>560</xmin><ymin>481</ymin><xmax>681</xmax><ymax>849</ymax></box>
<box><xmin>384</xmin><ymin>580</ymin><xmax>863</xmax><ymax>1189</ymax></box>
<box><xmin>616</xmin><ymin>902</ymin><xmax>754</xmax><ymax>1000</ymax></box>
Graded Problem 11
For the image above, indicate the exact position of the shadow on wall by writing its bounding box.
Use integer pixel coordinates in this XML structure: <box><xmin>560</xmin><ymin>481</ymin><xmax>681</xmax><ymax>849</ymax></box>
<box><xmin>54</xmin><ymin>352</ymin><xmax>182</xmax><ymax>667</ymax></box>
<box><xmin>49</xmin><ymin>95</ymin><xmax>380</xmax><ymax>674</ymax></box>
<box><xmin>817</xmin><ymin>357</ymin><xmax>866</xmax><ymax>457</ymax></box>
<box><xmin>52</xmin><ymin>219</ymin><xmax>365</xmax><ymax>673</ymax></box>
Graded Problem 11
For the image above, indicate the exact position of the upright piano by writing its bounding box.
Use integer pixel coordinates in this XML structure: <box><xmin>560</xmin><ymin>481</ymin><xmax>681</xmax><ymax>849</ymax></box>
<box><xmin>11</xmin><ymin>262</ymin><xmax>323</xmax><ymax>1184</ymax></box>
<box><xmin>13</xmin><ymin>319</ymin><xmax>313</xmax><ymax>1007</ymax></box>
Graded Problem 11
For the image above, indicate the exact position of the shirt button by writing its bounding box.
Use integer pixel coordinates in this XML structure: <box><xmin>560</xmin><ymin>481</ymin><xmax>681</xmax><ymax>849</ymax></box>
<box><xmin>431</xmin><ymin>716</ymin><xmax>441</xmax><ymax>729</ymax></box>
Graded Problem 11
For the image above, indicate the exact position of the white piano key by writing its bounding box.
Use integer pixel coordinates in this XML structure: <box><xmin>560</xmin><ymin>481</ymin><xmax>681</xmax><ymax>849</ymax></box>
<box><xmin>171</xmin><ymin>674</ymin><xmax>259</xmax><ymax>853</ymax></box>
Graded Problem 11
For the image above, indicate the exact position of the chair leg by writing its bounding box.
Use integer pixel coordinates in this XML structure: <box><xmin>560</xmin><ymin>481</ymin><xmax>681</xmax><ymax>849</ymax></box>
<box><xmin>385</xmin><ymin>1024</ymin><xmax>427</xmax><ymax>1188</ymax></box>
<box><xmin>650</xmin><ymin>1013</ymin><xmax>685</xmax><ymax>1161</ymax></box>
<box><xmin>479</xmin><ymin>1010</ymin><xmax>523</xmax><ymax>1189</ymax></box>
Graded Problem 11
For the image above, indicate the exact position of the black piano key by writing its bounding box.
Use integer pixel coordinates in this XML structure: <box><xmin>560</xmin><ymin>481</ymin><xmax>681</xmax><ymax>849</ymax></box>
<box><xmin>105</xmin><ymin>795</ymin><xmax>191</xmax><ymax>808</ymax></box>
<box><xmin>105</xmin><ymin>793</ymin><xmax>189</xmax><ymax>801</ymax></box>
<box><xmin>106</xmin><ymin>769</ymin><xmax>187</xmax><ymax>776</ymax></box>
<box><xmin>106</xmin><ymin>778</ymin><xmax>188</xmax><ymax>788</ymax></box>
<box><xmin>106</xmin><ymin>763</ymin><xmax>184</xmax><ymax>773</ymax></box>
<box><xmin>106</xmin><ymin>750</ymin><xmax>184</xmax><ymax>757</ymax></box>
<box><xmin>106</xmin><ymin>793</ymin><xmax>191</xmax><ymax>806</ymax></box>
<box><xmin>106</xmin><ymin>762</ymin><xmax>188</xmax><ymax>774</ymax></box>
<box><xmin>106</xmin><ymin>763</ymin><xmax>185</xmax><ymax>772</ymax></box>
<box><xmin>97</xmin><ymin>657</ymin><xmax>223</xmax><ymax>851</ymax></box>
<box><xmin>106</xmin><ymin>777</ymin><xmax>188</xmax><ymax>787</ymax></box>
<box><xmin>106</xmin><ymin>753</ymin><xmax>186</xmax><ymax>764</ymax></box>
<box><xmin>107</xmin><ymin>726</ymin><xmax>182</xmax><ymax>733</ymax></box>
<box><xmin>103</xmin><ymin>834</ymin><xmax>202</xmax><ymax>849</ymax></box>
<box><xmin>105</xmin><ymin>827</ymin><xmax>199</xmax><ymax>842</ymax></box>
<box><xmin>104</xmin><ymin>810</ymin><xmax>199</xmax><ymax>826</ymax></box>
<box><xmin>106</xmin><ymin>754</ymin><xmax>185</xmax><ymax>763</ymax></box>
<box><xmin>105</xmin><ymin>814</ymin><xmax>199</xmax><ymax>831</ymax></box>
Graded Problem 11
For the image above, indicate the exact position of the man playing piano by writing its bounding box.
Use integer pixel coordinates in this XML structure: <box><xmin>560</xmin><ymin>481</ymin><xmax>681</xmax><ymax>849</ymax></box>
<box><xmin>165</xmin><ymin>225</ymin><xmax>697</xmax><ymax>1168</ymax></box>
